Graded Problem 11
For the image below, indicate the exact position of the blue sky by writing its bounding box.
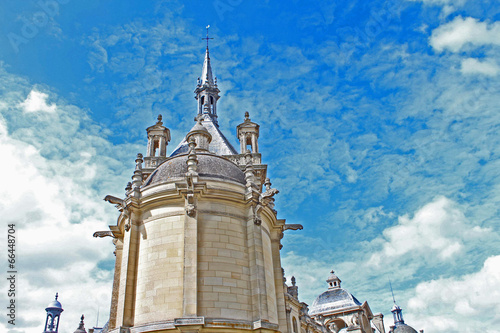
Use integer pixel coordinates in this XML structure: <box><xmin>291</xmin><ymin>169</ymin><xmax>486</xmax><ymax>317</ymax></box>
<box><xmin>0</xmin><ymin>0</ymin><xmax>499</xmax><ymax>332</ymax></box>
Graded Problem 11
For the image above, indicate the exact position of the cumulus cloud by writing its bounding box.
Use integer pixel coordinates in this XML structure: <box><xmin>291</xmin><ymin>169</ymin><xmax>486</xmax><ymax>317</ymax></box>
<box><xmin>0</xmin><ymin>66</ymin><xmax>135</xmax><ymax>333</ymax></box>
<box><xmin>369</xmin><ymin>196</ymin><xmax>489</xmax><ymax>267</ymax></box>
<box><xmin>430</xmin><ymin>16</ymin><xmax>500</xmax><ymax>53</ymax></box>
<box><xmin>460</xmin><ymin>58</ymin><xmax>500</xmax><ymax>76</ymax></box>
<box><xmin>407</xmin><ymin>255</ymin><xmax>500</xmax><ymax>332</ymax></box>
<box><xmin>19</xmin><ymin>89</ymin><xmax>57</xmax><ymax>113</ymax></box>
<box><xmin>0</xmin><ymin>112</ymin><xmax>114</xmax><ymax>333</ymax></box>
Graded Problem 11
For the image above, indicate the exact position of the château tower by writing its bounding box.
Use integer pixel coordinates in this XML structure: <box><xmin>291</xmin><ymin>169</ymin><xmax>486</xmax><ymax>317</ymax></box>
<box><xmin>95</xmin><ymin>34</ymin><xmax>306</xmax><ymax>333</ymax></box>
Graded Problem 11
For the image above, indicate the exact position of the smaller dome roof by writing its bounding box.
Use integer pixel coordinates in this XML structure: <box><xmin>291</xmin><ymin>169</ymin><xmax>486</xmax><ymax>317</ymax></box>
<box><xmin>309</xmin><ymin>288</ymin><xmax>362</xmax><ymax>315</ymax></box>
<box><xmin>47</xmin><ymin>293</ymin><xmax>62</xmax><ymax>309</ymax></box>
<box><xmin>393</xmin><ymin>324</ymin><xmax>418</xmax><ymax>333</ymax></box>
<box><xmin>391</xmin><ymin>304</ymin><xmax>401</xmax><ymax>312</ymax></box>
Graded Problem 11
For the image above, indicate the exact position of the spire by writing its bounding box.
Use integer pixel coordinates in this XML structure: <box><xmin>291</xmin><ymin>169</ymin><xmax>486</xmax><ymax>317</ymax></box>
<box><xmin>195</xmin><ymin>26</ymin><xmax>220</xmax><ymax>125</ymax></box>
<box><xmin>390</xmin><ymin>281</ymin><xmax>405</xmax><ymax>326</ymax></box>
<box><xmin>201</xmin><ymin>47</ymin><xmax>215</xmax><ymax>86</ymax></box>
<box><xmin>201</xmin><ymin>25</ymin><xmax>215</xmax><ymax>86</ymax></box>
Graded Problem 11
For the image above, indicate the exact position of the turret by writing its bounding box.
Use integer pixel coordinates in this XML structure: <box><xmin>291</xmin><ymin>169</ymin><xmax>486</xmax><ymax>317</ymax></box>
<box><xmin>237</xmin><ymin>111</ymin><xmax>260</xmax><ymax>154</ymax></box>
<box><xmin>327</xmin><ymin>270</ymin><xmax>341</xmax><ymax>289</ymax></box>
<box><xmin>143</xmin><ymin>114</ymin><xmax>170</xmax><ymax>177</ymax></box>
<box><xmin>43</xmin><ymin>293</ymin><xmax>63</xmax><ymax>333</ymax></box>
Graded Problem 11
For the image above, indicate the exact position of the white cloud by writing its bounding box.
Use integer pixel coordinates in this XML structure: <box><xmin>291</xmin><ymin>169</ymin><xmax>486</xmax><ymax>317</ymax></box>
<box><xmin>0</xmin><ymin>66</ymin><xmax>136</xmax><ymax>332</ymax></box>
<box><xmin>407</xmin><ymin>255</ymin><xmax>500</xmax><ymax>332</ymax></box>
<box><xmin>369</xmin><ymin>196</ymin><xmax>489</xmax><ymax>267</ymax></box>
<box><xmin>430</xmin><ymin>16</ymin><xmax>500</xmax><ymax>53</ymax></box>
<box><xmin>0</xmin><ymin>111</ymin><xmax>115</xmax><ymax>332</ymax></box>
<box><xmin>460</xmin><ymin>58</ymin><xmax>500</xmax><ymax>76</ymax></box>
<box><xmin>19</xmin><ymin>89</ymin><xmax>57</xmax><ymax>113</ymax></box>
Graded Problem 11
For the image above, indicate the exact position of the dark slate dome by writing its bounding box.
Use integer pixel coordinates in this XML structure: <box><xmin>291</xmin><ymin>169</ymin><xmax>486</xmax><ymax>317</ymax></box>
<box><xmin>309</xmin><ymin>288</ymin><xmax>362</xmax><ymax>316</ymax></box>
<box><xmin>144</xmin><ymin>152</ymin><xmax>245</xmax><ymax>186</ymax></box>
<box><xmin>393</xmin><ymin>324</ymin><xmax>418</xmax><ymax>333</ymax></box>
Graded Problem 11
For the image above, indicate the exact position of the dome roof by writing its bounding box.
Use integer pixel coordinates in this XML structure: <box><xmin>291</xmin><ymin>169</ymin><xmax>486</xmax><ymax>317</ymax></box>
<box><xmin>309</xmin><ymin>288</ymin><xmax>362</xmax><ymax>316</ymax></box>
<box><xmin>47</xmin><ymin>299</ymin><xmax>62</xmax><ymax>309</ymax></box>
<box><xmin>46</xmin><ymin>293</ymin><xmax>62</xmax><ymax>309</ymax></box>
<box><xmin>144</xmin><ymin>152</ymin><xmax>245</xmax><ymax>186</ymax></box>
<box><xmin>393</xmin><ymin>324</ymin><xmax>418</xmax><ymax>333</ymax></box>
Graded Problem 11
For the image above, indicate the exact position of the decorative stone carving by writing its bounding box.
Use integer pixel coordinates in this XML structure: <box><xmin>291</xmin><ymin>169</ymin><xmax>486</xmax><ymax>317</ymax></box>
<box><xmin>284</xmin><ymin>224</ymin><xmax>304</xmax><ymax>231</ymax></box>
<box><xmin>93</xmin><ymin>231</ymin><xmax>114</xmax><ymax>238</ymax></box>
<box><xmin>103</xmin><ymin>195</ymin><xmax>125</xmax><ymax>209</ymax></box>
<box><xmin>185</xmin><ymin>204</ymin><xmax>196</xmax><ymax>217</ymax></box>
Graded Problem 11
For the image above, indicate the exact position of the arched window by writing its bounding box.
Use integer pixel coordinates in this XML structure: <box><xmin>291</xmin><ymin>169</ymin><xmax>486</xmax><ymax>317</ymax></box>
<box><xmin>292</xmin><ymin>317</ymin><xmax>298</xmax><ymax>333</ymax></box>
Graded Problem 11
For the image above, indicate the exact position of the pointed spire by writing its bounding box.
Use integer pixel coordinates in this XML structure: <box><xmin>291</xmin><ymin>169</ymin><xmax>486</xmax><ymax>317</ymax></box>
<box><xmin>201</xmin><ymin>25</ymin><xmax>215</xmax><ymax>86</ymax></box>
<box><xmin>389</xmin><ymin>281</ymin><xmax>405</xmax><ymax>326</ymax></box>
<box><xmin>73</xmin><ymin>315</ymin><xmax>87</xmax><ymax>333</ymax></box>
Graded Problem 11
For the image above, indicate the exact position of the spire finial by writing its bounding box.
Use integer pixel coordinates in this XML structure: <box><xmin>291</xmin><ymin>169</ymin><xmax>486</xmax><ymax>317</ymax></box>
<box><xmin>390</xmin><ymin>279</ymin><xmax>397</xmax><ymax>304</ymax></box>
<box><xmin>55</xmin><ymin>292</ymin><xmax>58</xmax><ymax>300</ymax></box>
<box><xmin>202</xmin><ymin>25</ymin><xmax>214</xmax><ymax>51</ymax></box>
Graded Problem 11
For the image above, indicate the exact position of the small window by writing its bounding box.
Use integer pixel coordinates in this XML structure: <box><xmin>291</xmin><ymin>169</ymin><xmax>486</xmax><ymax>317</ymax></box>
<box><xmin>292</xmin><ymin>317</ymin><xmax>298</xmax><ymax>333</ymax></box>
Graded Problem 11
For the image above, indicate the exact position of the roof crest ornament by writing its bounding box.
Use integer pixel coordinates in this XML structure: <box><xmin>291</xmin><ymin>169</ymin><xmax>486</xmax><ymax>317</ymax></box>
<box><xmin>202</xmin><ymin>25</ymin><xmax>214</xmax><ymax>52</ymax></box>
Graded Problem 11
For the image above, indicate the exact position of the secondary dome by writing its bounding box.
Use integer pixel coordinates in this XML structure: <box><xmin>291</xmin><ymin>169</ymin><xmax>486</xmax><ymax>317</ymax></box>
<box><xmin>393</xmin><ymin>324</ymin><xmax>418</xmax><ymax>333</ymax></box>
<box><xmin>144</xmin><ymin>152</ymin><xmax>245</xmax><ymax>186</ymax></box>
<box><xmin>46</xmin><ymin>293</ymin><xmax>62</xmax><ymax>309</ymax></box>
<box><xmin>309</xmin><ymin>288</ymin><xmax>362</xmax><ymax>315</ymax></box>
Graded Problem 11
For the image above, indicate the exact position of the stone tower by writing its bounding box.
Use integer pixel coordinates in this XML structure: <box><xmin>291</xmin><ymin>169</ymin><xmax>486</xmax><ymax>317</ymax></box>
<box><xmin>95</xmin><ymin>40</ymin><xmax>305</xmax><ymax>333</ymax></box>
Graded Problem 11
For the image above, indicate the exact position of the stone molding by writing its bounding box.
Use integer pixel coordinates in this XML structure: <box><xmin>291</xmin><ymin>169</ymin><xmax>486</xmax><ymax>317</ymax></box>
<box><xmin>109</xmin><ymin>317</ymin><xmax>281</xmax><ymax>333</ymax></box>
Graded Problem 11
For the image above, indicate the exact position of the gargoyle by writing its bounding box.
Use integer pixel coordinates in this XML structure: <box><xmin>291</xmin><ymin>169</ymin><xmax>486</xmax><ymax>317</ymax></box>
<box><xmin>284</xmin><ymin>224</ymin><xmax>303</xmax><ymax>231</ymax></box>
<box><xmin>104</xmin><ymin>195</ymin><xmax>125</xmax><ymax>209</ymax></box>
<box><xmin>93</xmin><ymin>231</ymin><xmax>114</xmax><ymax>238</ymax></box>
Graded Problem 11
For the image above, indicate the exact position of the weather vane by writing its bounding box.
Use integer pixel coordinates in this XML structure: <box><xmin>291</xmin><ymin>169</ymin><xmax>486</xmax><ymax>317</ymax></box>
<box><xmin>202</xmin><ymin>25</ymin><xmax>214</xmax><ymax>50</ymax></box>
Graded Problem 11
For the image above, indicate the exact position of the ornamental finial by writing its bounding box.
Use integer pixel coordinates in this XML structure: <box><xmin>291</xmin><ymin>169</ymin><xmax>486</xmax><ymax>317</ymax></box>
<box><xmin>55</xmin><ymin>292</ymin><xmax>58</xmax><ymax>300</ymax></box>
<box><xmin>202</xmin><ymin>25</ymin><xmax>214</xmax><ymax>51</ymax></box>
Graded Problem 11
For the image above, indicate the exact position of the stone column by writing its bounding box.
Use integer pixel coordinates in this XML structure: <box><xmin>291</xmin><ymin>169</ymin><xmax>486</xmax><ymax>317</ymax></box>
<box><xmin>115</xmin><ymin>212</ymin><xmax>140</xmax><ymax>328</ymax></box>
<box><xmin>146</xmin><ymin>136</ymin><xmax>153</xmax><ymax>157</ymax></box>
<box><xmin>159</xmin><ymin>136</ymin><xmax>166</xmax><ymax>157</ymax></box>
<box><xmin>108</xmin><ymin>238</ymin><xmax>123</xmax><ymax>330</ymax></box>
<box><xmin>182</xmin><ymin>193</ymin><xmax>198</xmax><ymax>317</ymax></box>
<box><xmin>271</xmin><ymin>230</ymin><xmax>288</xmax><ymax>331</ymax></box>
<box><xmin>240</xmin><ymin>134</ymin><xmax>246</xmax><ymax>154</ymax></box>
<box><xmin>246</xmin><ymin>207</ymin><xmax>269</xmax><ymax>321</ymax></box>
<box><xmin>251</xmin><ymin>134</ymin><xmax>259</xmax><ymax>153</ymax></box>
